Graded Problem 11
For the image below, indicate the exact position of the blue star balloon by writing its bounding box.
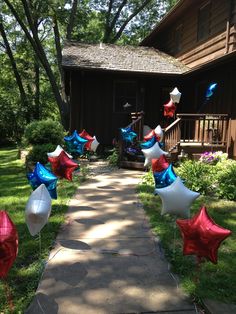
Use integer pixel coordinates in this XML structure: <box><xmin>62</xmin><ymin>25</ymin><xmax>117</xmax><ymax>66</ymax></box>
<box><xmin>206</xmin><ymin>83</ymin><xmax>218</xmax><ymax>99</ymax></box>
<box><xmin>120</xmin><ymin>127</ymin><xmax>137</xmax><ymax>143</ymax></box>
<box><xmin>140</xmin><ymin>136</ymin><xmax>156</xmax><ymax>149</ymax></box>
<box><xmin>27</xmin><ymin>162</ymin><xmax>58</xmax><ymax>199</ymax></box>
<box><xmin>153</xmin><ymin>164</ymin><xmax>177</xmax><ymax>189</ymax></box>
<box><xmin>64</xmin><ymin>130</ymin><xmax>88</xmax><ymax>155</ymax></box>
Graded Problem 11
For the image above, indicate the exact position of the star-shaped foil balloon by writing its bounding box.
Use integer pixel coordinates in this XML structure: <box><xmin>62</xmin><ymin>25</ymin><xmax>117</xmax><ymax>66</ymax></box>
<box><xmin>47</xmin><ymin>145</ymin><xmax>72</xmax><ymax>159</ymax></box>
<box><xmin>140</xmin><ymin>136</ymin><xmax>156</xmax><ymax>149</ymax></box>
<box><xmin>64</xmin><ymin>130</ymin><xmax>88</xmax><ymax>155</ymax></box>
<box><xmin>152</xmin><ymin>155</ymin><xmax>169</xmax><ymax>172</ymax></box>
<box><xmin>176</xmin><ymin>206</ymin><xmax>232</xmax><ymax>264</ymax></box>
<box><xmin>90</xmin><ymin>136</ymin><xmax>100</xmax><ymax>152</ymax></box>
<box><xmin>120</xmin><ymin>127</ymin><xmax>137</xmax><ymax>143</ymax></box>
<box><xmin>48</xmin><ymin>151</ymin><xmax>78</xmax><ymax>181</ymax></box>
<box><xmin>163</xmin><ymin>99</ymin><xmax>176</xmax><ymax>118</ymax></box>
<box><xmin>79</xmin><ymin>129</ymin><xmax>94</xmax><ymax>150</ymax></box>
<box><xmin>142</xmin><ymin>142</ymin><xmax>169</xmax><ymax>167</ymax></box>
<box><xmin>27</xmin><ymin>162</ymin><xmax>58</xmax><ymax>199</ymax></box>
<box><xmin>0</xmin><ymin>211</ymin><xmax>18</xmax><ymax>279</ymax></box>
<box><xmin>153</xmin><ymin>164</ymin><xmax>177</xmax><ymax>189</ymax></box>
<box><xmin>144</xmin><ymin>130</ymin><xmax>156</xmax><ymax>141</ymax></box>
<box><xmin>154</xmin><ymin>125</ymin><xmax>164</xmax><ymax>142</ymax></box>
<box><xmin>25</xmin><ymin>184</ymin><xmax>52</xmax><ymax>236</ymax></box>
<box><xmin>155</xmin><ymin>177</ymin><xmax>200</xmax><ymax>218</ymax></box>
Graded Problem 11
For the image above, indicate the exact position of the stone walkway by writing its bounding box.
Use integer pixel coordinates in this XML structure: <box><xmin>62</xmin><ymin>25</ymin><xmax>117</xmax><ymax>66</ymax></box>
<box><xmin>26</xmin><ymin>167</ymin><xmax>196</xmax><ymax>314</ymax></box>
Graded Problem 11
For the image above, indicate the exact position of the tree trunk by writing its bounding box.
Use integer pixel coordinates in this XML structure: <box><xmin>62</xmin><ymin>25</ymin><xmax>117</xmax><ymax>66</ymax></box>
<box><xmin>0</xmin><ymin>20</ymin><xmax>30</xmax><ymax>122</ymax></box>
<box><xmin>66</xmin><ymin>0</ymin><xmax>78</xmax><ymax>41</ymax></box>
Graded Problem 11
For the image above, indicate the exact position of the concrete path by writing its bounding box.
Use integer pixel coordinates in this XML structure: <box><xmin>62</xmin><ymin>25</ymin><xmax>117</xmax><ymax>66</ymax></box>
<box><xmin>26</xmin><ymin>169</ymin><xmax>196</xmax><ymax>314</ymax></box>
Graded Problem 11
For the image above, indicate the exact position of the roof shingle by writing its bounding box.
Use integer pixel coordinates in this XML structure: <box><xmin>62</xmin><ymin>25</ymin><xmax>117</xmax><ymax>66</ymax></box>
<box><xmin>62</xmin><ymin>42</ymin><xmax>189</xmax><ymax>74</ymax></box>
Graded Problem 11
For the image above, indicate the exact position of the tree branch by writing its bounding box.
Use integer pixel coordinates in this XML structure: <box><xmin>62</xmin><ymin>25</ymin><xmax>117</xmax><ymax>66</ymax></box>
<box><xmin>66</xmin><ymin>0</ymin><xmax>78</xmax><ymax>40</ymax></box>
<box><xmin>111</xmin><ymin>0</ymin><xmax>152</xmax><ymax>43</ymax></box>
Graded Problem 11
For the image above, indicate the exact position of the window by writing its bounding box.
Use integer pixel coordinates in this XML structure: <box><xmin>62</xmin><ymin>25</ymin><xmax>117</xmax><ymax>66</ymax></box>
<box><xmin>197</xmin><ymin>2</ymin><xmax>211</xmax><ymax>41</ymax></box>
<box><xmin>114</xmin><ymin>81</ymin><xmax>137</xmax><ymax>113</ymax></box>
<box><xmin>174</xmin><ymin>24</ymin><xmax>182</xmax><ymax>53</ymax></box>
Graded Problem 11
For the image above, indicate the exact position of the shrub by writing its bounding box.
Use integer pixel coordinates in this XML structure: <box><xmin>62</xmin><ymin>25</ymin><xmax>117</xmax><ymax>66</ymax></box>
<box><xmin>215</xmin><ymin>159</ymin><xmax>236</xmax><ymax>201</ymax></box>
<box><xmin>107</xmin><ymin>149</ymin><xmax>119</xmax><ymax>166</ymax></box>
<box><xmin>26</xmin><ymin>143</ymin><xmax>56</xmax><ymax>165</ymax></box>
<box><xmin>24</xmin><ymin>119</ymin><xmax>64</xmax><ymax>145</ymax></box>
<box><xmin>175</xmin><ymin>159</ymin><xmax>215</xmax><ymax>195</ymax></box>
<box><xmin>199</xmin><ymin>151</ymin><xmax>228</xmax><ymax>164</ymax></box>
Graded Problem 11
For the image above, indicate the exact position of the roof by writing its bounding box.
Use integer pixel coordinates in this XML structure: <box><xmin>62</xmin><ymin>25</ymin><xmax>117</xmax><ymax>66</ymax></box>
<box><xmin>140</xmin><ymin>0</ymin><xmax>191</xmax><ymax>46</ymax></box>
<box><xmin>62</xmin><ymin>42</ymin><xmax>189</xmax><ymax>74</ymax></box>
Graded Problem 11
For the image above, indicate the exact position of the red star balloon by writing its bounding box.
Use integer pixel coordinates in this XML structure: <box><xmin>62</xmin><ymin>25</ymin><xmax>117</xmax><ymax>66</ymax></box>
<box><xmin>48</xmin><ymin>151</ymin><xmax>78</xmax><ymax>181</ymax></box>
<box><xmin>176</xmin><ymin>206</ymin><xmax>232</xmax><ymax>264</ymax></box>
<box><xmin>0</xmin><ymin>211</ymin><xmax>18</xmax><ymax>279</ymax></box>
<box><xmin>144</xmin><ymin>130</ymin><xmax>161</xmax><ymax>142</ymax></box>
<box><xmin>163</xmin><ymin>99</ymin><xmax>176</xmax><ymax>118</ymax></box>
<box><xmin>152</xmin><ymin>155</ymin><xmax>169</xmax><ymax>172</ymax></box>
<box><xmin>79</xmin><ymin>129</ymin><xmax>94</xmax><ymax>150</ymax></box>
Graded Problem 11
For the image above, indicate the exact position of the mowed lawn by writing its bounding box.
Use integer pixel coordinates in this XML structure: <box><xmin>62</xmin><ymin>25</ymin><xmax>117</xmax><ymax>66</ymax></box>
<box><xmin>0</xmin><ymin>147</ymin><xmax>81</xmax><ymax>313</ymax></box>
<box><xmin>138</xmin><ymin>176</ymin><xmax>236</xmax><ymax>305</ymax></box>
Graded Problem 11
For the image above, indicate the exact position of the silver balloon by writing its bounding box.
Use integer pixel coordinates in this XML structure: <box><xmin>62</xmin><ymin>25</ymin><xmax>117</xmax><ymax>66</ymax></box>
<box><xmin>91</xmin><ymin>136</ymin><xmax>100</xmax><ymax>152</ymax></box>
<box><xmin>170</xmin><ymin>87</ymin><xmax>181</xmax><ymax>103</ymax></box>
<box><xmin>155</xmin><ymin>177</ymin><xmax>200</xmax><ymax>218</ymax></box>
<box><xmin>25</xmin><ymin>184</ymin><xmax>52</xmax><ymax>236</ymax></box>
<box><xmin>154</xmin><ymin>125</ymin><xmax>163</xmax><ymax>142</ymax></box>
<box><xmin>142</xmin><ymin>142</ymin><xmax>168</xmax><ymax>167</ymax></box>
<box><xmin>47</xmin><ymin>145</ymin><xmax>72</xmax><ymax>159</ymax></box>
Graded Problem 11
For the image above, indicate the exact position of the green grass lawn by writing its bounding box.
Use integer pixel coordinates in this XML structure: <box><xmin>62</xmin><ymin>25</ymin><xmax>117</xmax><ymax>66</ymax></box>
<box><xmin>138</xmin><ymin>173</ymin><xmax>236</xmax><ymax>305</ymax></box>
<box><xmin>0</xmin><ymin>147</ymin><xmax>82</xmax><ymax>313</ymax></box>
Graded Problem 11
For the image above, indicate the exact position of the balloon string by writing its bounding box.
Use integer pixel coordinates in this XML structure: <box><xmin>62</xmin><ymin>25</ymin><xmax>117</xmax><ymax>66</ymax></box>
<box><xmin>3</xmin><ymin>278</ymin><xmax>14</xmax><ymax>313</ymax></box>
<box><xmin>39</xmin><ymin>231</ymin><xmax>42</xmax><ymax>257</ymax></box>
<box><xmin>173</xmin><ymin>218</ymin><xmax>177</xmax><ymax>260</ymax></box>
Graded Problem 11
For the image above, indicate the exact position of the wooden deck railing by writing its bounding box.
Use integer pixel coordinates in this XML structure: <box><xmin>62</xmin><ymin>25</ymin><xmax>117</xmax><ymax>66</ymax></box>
<box><xmin>164</xmin><ymin>113</ymin><xmax>229</xmax><ymax>153</ymax></box>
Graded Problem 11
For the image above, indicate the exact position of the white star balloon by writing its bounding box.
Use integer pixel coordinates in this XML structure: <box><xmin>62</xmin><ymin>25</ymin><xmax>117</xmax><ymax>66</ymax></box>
<box><xmin>91</xmin><ymin>136</ymin><xmax>100</xmax><ymax>152</ymax></box>
<box><xmin>155</xmin><ymin>177</ymin><xmax>200</xmax><ymax>218</ymax></box>
<box><xmin>170</xmin><ymin>87</ymin><xmax>181</xmax><ymax>103</ymax></box>
<box><xmin>25</xmin><ymin>184</ymin><xmax>52</xmax><ymax>236</ymax></box>
<box><xmin>154</xmin><ymin>125</ymin><xmax>163</xmax><ymax>142</ymax></box>
<box><xmin>142</xmin><ymin>142</ymin><xmax>168</xmax><ymax>167</ymax></box>
<box><xmin>47</xmin><ymin>145</ymin><xmax>72</xmax><ymax>159</ymax></box>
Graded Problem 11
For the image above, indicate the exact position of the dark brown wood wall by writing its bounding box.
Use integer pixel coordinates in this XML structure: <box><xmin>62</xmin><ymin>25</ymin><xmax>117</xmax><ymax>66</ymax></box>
<box><xmin>152</xmin><ymin>0</ymin><xmax>235</xmax><ymax>68</ymax></box>
<box><xmin>182</xmin><ymin>59</ymin><xmax>236</xmax><ymax>157</ymax></box>
<box><xmin>68</xmin><ymin>69</ymin><xmax>183</xmax><ymax>146</ymax></box>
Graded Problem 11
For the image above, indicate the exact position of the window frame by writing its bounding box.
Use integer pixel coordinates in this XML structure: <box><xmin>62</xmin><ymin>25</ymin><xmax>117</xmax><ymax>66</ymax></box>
<box><xmin>197</xmin><ymin>2</ymin><xmax>211</xmax><ymax>42</ymax></box>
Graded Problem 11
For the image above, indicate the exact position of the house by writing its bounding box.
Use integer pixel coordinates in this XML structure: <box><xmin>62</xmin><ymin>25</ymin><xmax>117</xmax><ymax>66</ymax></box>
<box><xmin>62</xmin><ymin>0</ymin><xmax>236</xmax><ymax>164</ymax></box>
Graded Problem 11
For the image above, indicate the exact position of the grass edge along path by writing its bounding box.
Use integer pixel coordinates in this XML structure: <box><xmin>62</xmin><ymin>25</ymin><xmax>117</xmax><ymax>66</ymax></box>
<box><xmin>137</xmin><ymin>172</ymin><xmax>236</xmax><ymax>306</ymax></box>
<box><xmin>0</xmin><ymin>147</ymin><xmax>83</xmax><ymax>313</ymax></box>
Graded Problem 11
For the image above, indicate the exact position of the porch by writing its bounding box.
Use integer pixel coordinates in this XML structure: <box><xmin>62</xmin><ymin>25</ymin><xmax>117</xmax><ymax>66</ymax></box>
<box><xmin>118</xmin><ymin>112</ymin><xmax>230</xmax><ymax>169</ymax></box>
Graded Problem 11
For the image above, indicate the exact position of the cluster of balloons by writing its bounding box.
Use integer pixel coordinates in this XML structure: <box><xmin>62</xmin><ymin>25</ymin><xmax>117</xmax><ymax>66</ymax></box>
<box><xmin>64</xmin><ymin>129</ymin><xmax>99</xmax><ymax>156</ymax></box>
<box><xmin>1</xmin><ymin>129</ymin><xmax>100</xmax><ymax>279</ymax></box>
<box><xmin>163</xmin><ymin>87</ymin><xmax>181</xmax><ymax>118</ymax></box>
<box><xmin>152</xmin><ymin>147</ymin><xmax>231</xmax><ymax>264</ymax></box>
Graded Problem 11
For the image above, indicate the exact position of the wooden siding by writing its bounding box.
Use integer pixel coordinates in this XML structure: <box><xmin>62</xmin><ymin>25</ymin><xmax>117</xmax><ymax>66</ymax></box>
<box><xmin>68</xmin><ymin>70</ymin><xmax>183</xmax><ymax>145</ymax></box>
<box><xmin>150</xmin><ymin>0</ymin><xmax>236</xmax><ymax>68</ymax></box>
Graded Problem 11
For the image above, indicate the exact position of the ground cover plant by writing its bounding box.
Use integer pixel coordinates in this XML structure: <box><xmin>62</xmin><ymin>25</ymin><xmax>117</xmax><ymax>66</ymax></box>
<box><xmin>0</xmin><ymin>147</ymin><xmax>82</xmax><ymax>313</ymax></box>
<box><xmin>138</xmin><ymin>169</ymin><xmax>236</xmax><ymax>305</ymax></box>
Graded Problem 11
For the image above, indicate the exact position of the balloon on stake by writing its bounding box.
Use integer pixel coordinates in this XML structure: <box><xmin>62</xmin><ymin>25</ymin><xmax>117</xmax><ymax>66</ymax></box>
<box><xmin>176</xmin><ymin>206</ymin><xmax>231</xmax><ymax>264</ymax></box>
<box><xmin>152</xmin><ymin>155</ymin><xmax>169</xmax><ymax>173</ymax></box>
<box><xmin>153</xmin><ymin>164</ymin><xmax>177</xmax><ymax>189</ymax></box>
<box><xmin>140</xmin><ymin>136</ymin><xmax>156</xmax><ymax>149</ymax></box>
<box><xmin>27</xmin><ymin>162</ymin><xmax>58</xmax><ymax>199</ymax></box>
<box><xmin>0</xmin><ymin>211</ymin><xmax>18</xmax><ymax>279</ymax></box>
<box><xmin>155</xmin><ymin>177</ymin><xmax>200</xmax><ymax>218</ymax></box>
<box><xmin>48</xmin><ymin>150</ymin><xmax>78</xmax><ymax>181</ymax></box>
<box><xmin>47</xmin><ymin>145</ymin><xmax>72</xmax><ymax>159</ymax></box>
<box><xmin>90</xmin><ymin>136</ymin><xmax>100</xmax><ymax>152</ymax></box>
<box><xmin>154</xmin><ymin>125</ymin><xmax>164</xmax><ymax>142</ymax></box>
<box><xmin>142</xmin><ymin>142</ymin><xmax>169</xmax><ymax>167</ymax></box>
<box><xmin>163</xmin><ymin>99</ymin><xmax>176</xmax><ymax>118</ymax></box>
<box><xmin>120</xmin><ymin>127</ymin><xmax>137</xmax><ymax>143</ymax></box>
<box><xmin>64</xmin><ymin>130</ymin><xmax>88</xmax><ymax>155</ymax></box>
<box><xmin>170</xmin><ymin>87</ymin><xmax>182</xmax><ymax>103</ymax></box>
<box><xmin>25</xmin><ymin>184</ymin><xmax>52</xmax><ymax>237</ymax></box>
<box><xmin>79</xmin><ymin>129</ymin><xmax>94</xmax><ymax>150</ymax></box>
